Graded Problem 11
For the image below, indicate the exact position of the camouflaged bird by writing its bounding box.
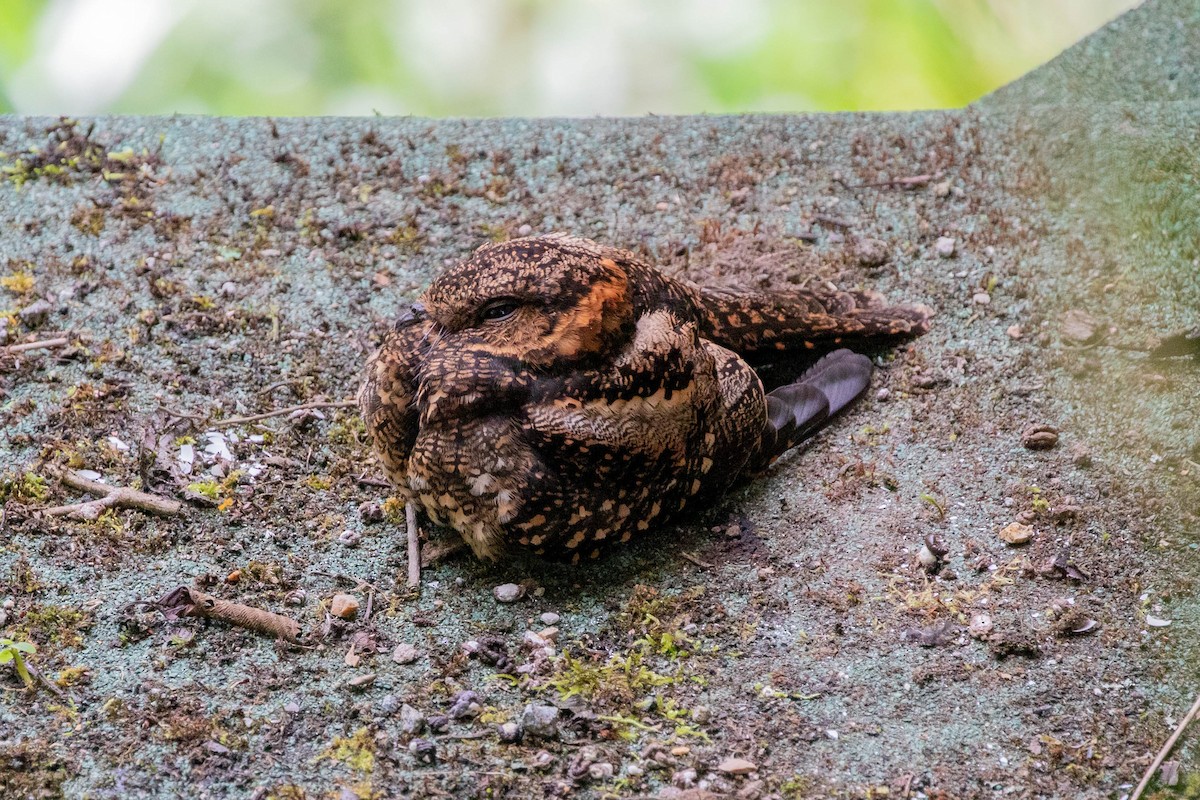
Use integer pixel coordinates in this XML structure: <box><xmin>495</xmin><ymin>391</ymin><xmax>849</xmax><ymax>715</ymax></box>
<box><xmin>359</xmin><ymin>233</ymin><xmax>929</xmax><ymax>563</ymax></box>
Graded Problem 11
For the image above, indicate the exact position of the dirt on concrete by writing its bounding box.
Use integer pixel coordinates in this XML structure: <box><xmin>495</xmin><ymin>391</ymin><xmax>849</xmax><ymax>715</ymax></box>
<box><xmin>1</xmin><ymin>13</ymin><xmax>1198</xmax><ymax>798</ymax></box>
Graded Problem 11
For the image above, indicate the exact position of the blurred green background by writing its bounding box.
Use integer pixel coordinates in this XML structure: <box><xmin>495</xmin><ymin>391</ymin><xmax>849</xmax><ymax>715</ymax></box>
<box><xmin>0</xmin><ymin>0</ymin><xmax>1139</xmax><ymax>116</ymax></box>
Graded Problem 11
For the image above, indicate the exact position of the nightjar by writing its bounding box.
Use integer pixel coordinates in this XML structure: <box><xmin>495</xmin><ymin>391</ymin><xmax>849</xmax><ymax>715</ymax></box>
<box><xmin>360</xmin><ymin>234</ymin><xmax>929</xmax><ymax>563</ymax></box>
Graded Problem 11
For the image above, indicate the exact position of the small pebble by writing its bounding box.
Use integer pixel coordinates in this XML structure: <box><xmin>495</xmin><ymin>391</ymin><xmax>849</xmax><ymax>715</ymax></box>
<box><xmin>449</xmin><ymin>690</ymin><xmax>480</xmax><ymax>719</ymax></box>
<box><xmin>330</xmin><ymin>593</ymin><xmax>360</xmax><ymax>620</ymax></box>
<box><xmin>933</xmin><ymin>180</ymin><xmax>951</xmax><ymax>197</ymax></box>
<box><xmin>1061</xmin><ymin>309</ymin><xmax>1099</xmax><ymax>343</ymax></box>
<box><xmin>1006</xmin><ymin>324</ymin><xmax>1023</xmax><ymax>339</ymax></box>
<box><xmin>427</xmin><ymin>714</ymin><xmax>450</xmax><ymax>732</ymax></box>
<box><xmin>376</xmin><ymin>695</ymin><xmax>401</xmax><ymax>716</ymax></box>
<box><xmin>408</xmin><ymin>738</ymin><xmax>436</xmax><ymax>764</ymax></box>
<box><xmin>852</xmin><ymin>238</ymin><xmax>889</xmax><ymax>268</ymax></box>
<box><xmin>655</xmin><ymin>201</ymin><xmax>670</xmax><ymax>211</ymax></box>
<box><xmin>999</xmin><ymin>522</ymin><xmax>1034</xmax><ymax>545</ymax></box>
<box><xmin>347</xmin><ymin>673</ymin><xmax>376</xmax><ymax>690</ymax></box>
<box><xmin>672</xmin><ymin>769</ymin><xmax>698</xmax><ymax>788</ymax></box>
<box><xmin>225</xmin><ymin>569</ymin><xmax>242</xmax><ymax>584</ymax></box>
<box><xmin>392</xmin><ymin>643</ymin><xmax>420</xmax><ymax>664</ymax></box>
<box><xmin>935</xmin><ymin>236</ymin><xmax>957</xmax><ymax>258</ymax></box>
<box><xmin>520</xmin><ymin>703</ymin><xmax>561</xmax><ymax>740</ymax></box>
<box><xmin>968</xmin><ymin>613</ymin><xmax>993</xmax><ymax>638</ymax></box>
<box><xmin>517</xmin><ymin>224</ymin><xmax>533</xmax><ymax>237</ymax></box>
<box><xmin>1022</xmin><ymin>424</ymin><xmax>1059</xmax><ymax>450</ymax></box>
<box><xmin>285</xmin><ymin>589</ymin><xmax>306</xmax><ymax>606</ymax></box>
<box><xmin>738</xmin><ymin>780</ymin><xmax>766</xmax><ymax>800</ymax></box>
<box><xmin>337</xmin><ymin>529</ymin><xmax>361</xmax><ymax>547</ymax></box>
<box><xmin>18</xmin><ymin>299</ymin><xmax>53</xmax><ymax>328</ymax></box>
<box><xmin>691</xmin><ymin>705</ymin><xmax>711</xmax><ymax>724</ymax></box>
<box><xmin>718</xmin><ymin>757</ymin><xmax>758</xmax><ymax>775</ymax></box>
<box><xmin>876</xmin><ymin>388</ymin><xmax>890</xmax><ymax>402</ymax></box>
<box><xmin>917</xmin><ymin>544</ymin><xmax>941</xmax><ymax>573</ymax></box>
<box><xmin>400</xmin><ymin>704</ymin><xmax>426</xmax><ymax>736</ymax></box>
<box><xmin>540</xmin><ymin>611</ymin><xmax>560</xmax><ymax>626</ymax></box>
<box><xmin>493</xmin><ymin>583</ymin><xmax>524</xmax><ymax>603</ymax></box>
<box><xmin>1070</xmin><ymin>442</ymin><xmax>1093</xmax><ymax>467</ymax></box>
<box><xmin>538</xmin><ymin>626</ymin><xmax>559</xmax><ymax>642</ymax></box>
<box><xmin>283</xmin><ymin>701</ymin><xmax>301</xmax><ymax>714</ymax></box>
<box><xmin>498</xmin><ymin>721</ymin><xmax>521</xmax><ymax>743</ymax></box>
<box><xmin>973</xmin><ymin>291</ymin><xmax>991</xmax><ymax>305</ymax></box>
<box><xmin>588</xmin><ymin>762</ymin><xmax>615</xmax><ymax>780</ymax></box>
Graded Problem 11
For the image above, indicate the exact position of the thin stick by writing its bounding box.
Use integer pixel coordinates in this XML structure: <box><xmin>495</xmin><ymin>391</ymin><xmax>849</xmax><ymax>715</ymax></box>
<box><xmin>158</xmin><ymin>586</ymin><xmax>304</xmax><ymax>644</ymax></box>
<box><xmin>813</xmin><ymin>214</ymin><xmax>856</xmax><ymax>229</ymax></box>
<box><xmin>841</xmin><ymin>173</ymin><xmax>935</xmax><ymax>189</ymax></box>
<box><xmin>2</xmin><ymin>337</ymin><xmax>69</xmax><ymax>355</ymax></box>
<box><xmin>209</xmin><ymin>400</ymin><xmax>356</xmax><ymax>429</ymax></box>
<box><xmin>1130</xmin><ymin>691</ymin><xmax>1200</xmax><ymax>800</ymax></box>
<box><xmin>42</xmin><ymin>466</ymin><xmax>181</xmax><ymax>520</ymax></box>
<box><xmin>681</xmin><ymin>552</ymin><xmax>714</xmax><ymax>569</ymax></box>
<box><xmin>406</xmin><ymin>503</ymin><xmax>421</xmax><ymax>587</ymax></box>
<box><xmin>356</xmin><ymin>474</ymin><xmax>391</xmax><ymax>488</ymax></box>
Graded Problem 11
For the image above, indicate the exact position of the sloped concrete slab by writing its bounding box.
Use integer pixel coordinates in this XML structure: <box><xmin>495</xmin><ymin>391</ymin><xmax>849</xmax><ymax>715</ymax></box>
<box><xmin>1</xmin><ymin>3</ymin><xmax>1196</xmax><ymax>798</ymax></box>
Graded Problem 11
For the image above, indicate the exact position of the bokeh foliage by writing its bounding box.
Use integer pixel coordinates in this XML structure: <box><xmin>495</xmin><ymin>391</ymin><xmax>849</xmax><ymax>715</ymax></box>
<box><xmin>0</xmin><ymin>0</ymin><xmax>1138</xmax><ymax>116</ymax></box>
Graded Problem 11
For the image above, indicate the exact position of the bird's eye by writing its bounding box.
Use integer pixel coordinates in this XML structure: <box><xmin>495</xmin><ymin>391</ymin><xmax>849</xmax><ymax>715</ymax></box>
<box><xmin>480</xmin><ymin>300</ymin><xmax>520</xmax><ymax>323</ymax></box>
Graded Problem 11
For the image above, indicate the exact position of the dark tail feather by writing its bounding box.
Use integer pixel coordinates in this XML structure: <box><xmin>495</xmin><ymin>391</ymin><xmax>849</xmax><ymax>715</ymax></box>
<box><xmin>759</xmin><ymin>349</ymin><xmax>873</xmax><ymax>467</ymax></box>
<box><xmin>699</xmin><ymin>286</ymin><xmax>930</xmax><ymax>358</ymax></box>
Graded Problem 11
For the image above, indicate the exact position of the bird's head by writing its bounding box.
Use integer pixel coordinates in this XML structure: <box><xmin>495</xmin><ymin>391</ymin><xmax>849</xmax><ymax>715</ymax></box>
<box><xmin>420</xmin><ymin>234</ymin><xmax>635</xmax><ymax>368</ymax></box>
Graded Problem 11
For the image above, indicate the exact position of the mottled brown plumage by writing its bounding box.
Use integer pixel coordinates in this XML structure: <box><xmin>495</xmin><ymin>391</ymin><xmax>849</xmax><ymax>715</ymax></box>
<box><xmin>359</xmin><ymin>234</ymin><xmax>929</xmax><ymax>563</ymax></box>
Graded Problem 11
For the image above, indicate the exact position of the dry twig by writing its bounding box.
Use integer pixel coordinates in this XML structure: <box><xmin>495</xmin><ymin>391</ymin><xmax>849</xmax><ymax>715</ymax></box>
<box><xmin>158</xmin><ymin>586</ymin><xmax>304</xmax><ymax>644</ymax></box>
<box><xmin>840</xmin><ymin>173</ymin><xmax>936</xmax><ymax>189</ymax></box>
<box><xmin>406</xmin><ymin>502</ymin><xmax>421</xmax><ymax>587</ymax></box>
<box><xmin>42</xmin><ymin>466</ymin><xmax>181</xmax><ymax>520</ymax></box>
<box><xmin>1130</xmin><ymin>690</ymin><xmax>1200</xmax><ymax>800</ymax></box>
<box><xmin>209</xmin><ymin>399</ymin><xmax>356</xmax><ymax>429</ymax></box>
<box><xmin>2</xmin><ymin>336</ymin><xmax>69</xmax><ymax>355</ymax></box>
<box><xmin>812</xmin><ymin>214</ymin><xmax>856</xmax><ymax>230</ymax></box>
